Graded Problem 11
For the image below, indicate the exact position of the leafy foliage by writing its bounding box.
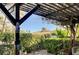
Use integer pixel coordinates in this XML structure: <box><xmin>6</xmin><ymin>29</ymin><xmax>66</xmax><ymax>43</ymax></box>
<box><xmin>0</xmin><ymin>32</ymin><xmax>14</xmax><ymax>44</ymax></box>
<box><xmin>0</xmin><ymin>32</ymin><xmax>14</xmax><ymax>55</ymax></box>
<box><xmin>0</xmin><ymin>28</ymin><xmax>79</xmax><ymax>55</ymax></box>
<box><xmin>42</xmin><ymin>38</ymin><xmax>71</xmax><ymax>54</ymax></box>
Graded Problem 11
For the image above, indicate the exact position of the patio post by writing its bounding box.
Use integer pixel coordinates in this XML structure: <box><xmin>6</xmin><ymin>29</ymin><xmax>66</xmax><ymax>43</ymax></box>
<box><xmin>69</xmin><ymin>20</ymin><xmax>76</xmax><ymax>55</ymax></box>
<box><xmin>15</xmin><ymin>4</ymin><xmax>20</xmax><ymax>55</ymax></box>
<box><xmin>15</xmin><ymin>22</ymin><xmax>20</xmax><ymax>55</ymax></box>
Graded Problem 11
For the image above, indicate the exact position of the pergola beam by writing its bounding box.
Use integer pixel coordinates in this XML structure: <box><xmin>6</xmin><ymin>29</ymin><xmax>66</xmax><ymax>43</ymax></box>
<box><xmin>15</xmin><ymin>4</ymin><xmax>20</xmax><ymax>55</ymax></box>
<box><xmin>19</xmin><ymin>4</ymin><xmax>40</xmax><ymax>25</ymax></box>
<box><xmin>0</xmin><ymin>3</ymin><xmax>16</xmax><ymax>26</ymax></box>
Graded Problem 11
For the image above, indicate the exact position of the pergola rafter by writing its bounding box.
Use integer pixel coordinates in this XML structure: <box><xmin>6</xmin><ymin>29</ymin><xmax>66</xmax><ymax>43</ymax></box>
<box><xmin>20</xmin><ymin>3</ymin><xmax>79</xmax><ymax>22</ymax></box>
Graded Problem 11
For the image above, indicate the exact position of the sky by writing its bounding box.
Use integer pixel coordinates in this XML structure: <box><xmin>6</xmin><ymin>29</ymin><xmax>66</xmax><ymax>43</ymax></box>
<box><xmin>20</xmin><ymin>14</ymin><xmax>58</xmax><ymax>32</ymax></box>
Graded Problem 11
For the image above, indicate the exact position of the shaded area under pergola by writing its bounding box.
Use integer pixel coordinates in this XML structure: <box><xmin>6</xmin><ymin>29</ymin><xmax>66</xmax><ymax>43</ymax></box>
<box><xmin>0</xmin><ymin>3</ymin><xmax>79</xmax><ymax>55</ymax></box>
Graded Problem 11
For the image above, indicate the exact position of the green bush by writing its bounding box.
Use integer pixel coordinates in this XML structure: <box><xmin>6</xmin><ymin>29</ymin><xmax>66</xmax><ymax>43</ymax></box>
<box><xmin>0</xmin><ymin>32</ymin><xmax>14</xmax><ymax>43</ymax></box>
<box><xmin>0</xmin><ymin>32</ymin><xmax>14</xmax><ymax>55</ymax></box>
<box><xmin>0</xmin><ymin>45</ymin><xmax>14</xmax><ymax>55</ymax></box>
<box><xmin>20</xmin><ymin>32</ymin><xmax>73</xmax><ymax>54</ymax></box>
<box><xmin>20</xmin><ymin>33</ymin><xmax>42</xmax><ymax>53</ymax></box>
<box><xmin>55</xmin><ymin>29</ymin><xmax>68</xmax><ymax>38</ymax></box>
<box><xmin>42</xmin><ymin>38</ymin><xmax>71</xmax><ymax>54</ymax></box>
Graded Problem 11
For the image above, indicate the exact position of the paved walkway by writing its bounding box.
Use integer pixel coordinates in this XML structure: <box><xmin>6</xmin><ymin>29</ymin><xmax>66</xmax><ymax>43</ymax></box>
<box><xmin>27</xmin><ymin>50</ymin><xmax>52</xmax><ymax>55</ymax></box>
<box><xmin>73</xmin><ymin>48</ymin><xmax>79</xmax><ymax>55</ymax></box>
<box><xmin>21</xmin><ymin>48</ymin><xmax>79</xmax><ymax>55</ymax></box>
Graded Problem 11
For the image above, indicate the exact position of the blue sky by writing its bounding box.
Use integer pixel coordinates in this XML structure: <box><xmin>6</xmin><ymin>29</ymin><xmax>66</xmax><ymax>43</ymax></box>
<box><xmin>20</xmin><ymin>14</ymin><xmax>58</xmax><ymax>32</ymax></box>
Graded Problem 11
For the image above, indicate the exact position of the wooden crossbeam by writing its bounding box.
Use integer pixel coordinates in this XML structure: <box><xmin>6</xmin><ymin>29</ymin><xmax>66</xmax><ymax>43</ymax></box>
<box><xmin>19</xmin><ymin>4</ymin><xmax>40</xmax><ymax>25</ymax></box>
<box><xmin>0</xmin><ymin>3</ymin><xmax>16</xmax><ymax>26</ymax></box>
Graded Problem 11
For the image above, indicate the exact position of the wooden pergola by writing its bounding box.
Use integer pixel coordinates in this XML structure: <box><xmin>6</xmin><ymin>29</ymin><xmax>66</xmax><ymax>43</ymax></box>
<box><xmin>21</xmin><ymin>3</ymin><xmax>79</xmax><ymax>22</ymax></box>
<box><xmin>0</xmin><ymin>3</ymin><xmax>79</xmax><ymax>55</ymax></box>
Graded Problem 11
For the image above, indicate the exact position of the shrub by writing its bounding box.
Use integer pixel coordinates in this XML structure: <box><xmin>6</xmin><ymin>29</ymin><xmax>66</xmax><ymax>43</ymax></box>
<box><xmin>0</xmin><ymin>32</ymin><xmax>14</xmax><ymax>55</ymax></box>
<box><xmin>0</xmin><ymin>32</ymin><xmax>14</xmax><ymax>44</ymax></box>
<box><xmin>20</xmin><ymin>32</ymin><xmax>73</xmax><ymax>54</ymax></box>
<box><xmin>42</xmin><ymin>38</ymin><xmax>71</xmax><ymax>54</ymax></box>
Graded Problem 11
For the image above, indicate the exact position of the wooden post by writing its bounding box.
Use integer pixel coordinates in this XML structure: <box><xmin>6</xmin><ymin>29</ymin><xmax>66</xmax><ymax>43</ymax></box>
<box><xmin>15</xmin><ymin>22</ymin><xmax>20</xmax><ymax>55</ymax></box>
<box><xmin>69</xmin><ymin>23</ymin><xmax>76</xmax><ymax>55</ymax></box>
<box><xmin>15</xmin><ymin>4</ymin><xmax>20</xmax><ymax>55</ymax></box>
